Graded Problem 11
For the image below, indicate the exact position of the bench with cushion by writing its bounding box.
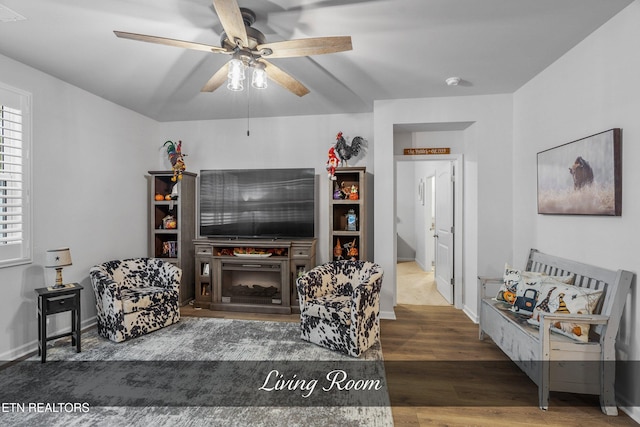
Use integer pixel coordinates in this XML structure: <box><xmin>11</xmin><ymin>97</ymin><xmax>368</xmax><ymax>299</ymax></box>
<box><xmin>478</xmin><ymin>249</ymin><xmax>634</xmax><ymax>415</ymax></box>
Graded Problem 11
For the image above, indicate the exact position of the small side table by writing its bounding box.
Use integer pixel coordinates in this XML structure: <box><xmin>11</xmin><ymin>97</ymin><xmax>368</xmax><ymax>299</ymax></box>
<box><xmin>35</xmin><ymin>283</ymin><xmax>83</xmax><ymax>363</ymax></box>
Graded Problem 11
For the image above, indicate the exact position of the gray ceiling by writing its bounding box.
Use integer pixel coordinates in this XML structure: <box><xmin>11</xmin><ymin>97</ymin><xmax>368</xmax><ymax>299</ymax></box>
<box><xmin>0</xmin><ymin>0</ymin><xmax>633</xmax><ymax>122</ymax></box>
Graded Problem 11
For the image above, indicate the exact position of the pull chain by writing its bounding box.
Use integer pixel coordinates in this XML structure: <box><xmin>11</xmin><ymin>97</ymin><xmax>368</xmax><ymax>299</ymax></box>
<box><xmin>246</xmin><ymin>84</ymin><xmax>250</xmax><ymax>136</ymax></box>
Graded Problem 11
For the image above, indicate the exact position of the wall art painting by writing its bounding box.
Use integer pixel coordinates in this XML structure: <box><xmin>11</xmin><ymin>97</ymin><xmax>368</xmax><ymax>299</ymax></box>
<box><xmin>537</xmin><ymin>128</ymin><xmax>621</xmax><ymax>216</ymax></box>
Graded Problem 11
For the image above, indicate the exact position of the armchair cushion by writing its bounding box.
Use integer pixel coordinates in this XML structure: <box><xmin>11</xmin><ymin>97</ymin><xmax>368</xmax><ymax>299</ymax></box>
<box><xmin>121</xmin><ymin>286</ymin><xmax>175</xmax><ymax>314</ymax></box>
<box><xmin>302</xmin><ymin>294</ymin><xmax>352</xmax><ymax>325</ymax></box>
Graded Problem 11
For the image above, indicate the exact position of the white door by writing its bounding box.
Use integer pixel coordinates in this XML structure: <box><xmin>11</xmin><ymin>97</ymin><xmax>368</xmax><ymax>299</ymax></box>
<box><xmin>434</xmin><ymin>161</ymin><xmax>454</xmax><ymax>304</ymax></box>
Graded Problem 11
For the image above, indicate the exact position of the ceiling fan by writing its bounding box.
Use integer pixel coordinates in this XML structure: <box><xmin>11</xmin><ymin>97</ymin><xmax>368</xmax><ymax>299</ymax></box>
<box><xmin>114</xmin><ymin>0</ymin><xmax>352</xmax><ymax>97</ymax></box>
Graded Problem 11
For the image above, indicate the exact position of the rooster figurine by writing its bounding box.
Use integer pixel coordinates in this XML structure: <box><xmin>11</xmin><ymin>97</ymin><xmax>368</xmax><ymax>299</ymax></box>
<box><xmin>326</xmin><ymin>146</ymin><xmax>339</xmax><ymax>180</ymax></box>
<box><xmin>334</xmin><ymin>131</ymin><xmax>365</xmax><ymax>166</ymax></box>
<box><xmin>163</xmin><ymin>140</ymin><xmax>186</xmax><ymax>182</ymax></box>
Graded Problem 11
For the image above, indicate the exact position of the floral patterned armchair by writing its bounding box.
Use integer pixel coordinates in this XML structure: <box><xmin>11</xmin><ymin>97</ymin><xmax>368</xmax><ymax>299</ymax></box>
<box><xmin>296</xmin><ymin>261</ymin><xmax>384</xmax><ymax>357</ymax></box>
<box><xmin>89</xmin><ymin>258</ymin><xmax>181</xmax><ymax>342</ymax></box>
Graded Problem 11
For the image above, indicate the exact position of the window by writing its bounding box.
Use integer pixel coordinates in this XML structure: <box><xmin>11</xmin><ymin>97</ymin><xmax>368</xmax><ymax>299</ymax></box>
<box><xmin>0</xmin><ymin>83</ymin><xmax>31</xmax><ymax>268</ymax></box>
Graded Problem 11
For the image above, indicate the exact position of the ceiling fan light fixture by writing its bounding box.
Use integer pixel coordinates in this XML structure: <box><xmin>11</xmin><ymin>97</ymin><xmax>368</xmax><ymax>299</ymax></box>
<box><xmin>227</xmin><ymin>55</ymin><xmax>246</xmax><ymax>91</ymax></box>
<box><xmin>251</xmin><ymin>63</ymin><xmax>268</xmax><ymax>89</ymax></box>
<box><xmin>114</xmin><ymin>3</ymin><xmax>350</xmax><ymax>97</ymax></box>
<box><xmin>228</xmin><ymin>56</ymin><xmax>245</xmax><ymax>80</ymax></box>
<box><xmin>227</xmin><ymin>75</ymin><xmax>244</xmax><ymax>91</ymax></box>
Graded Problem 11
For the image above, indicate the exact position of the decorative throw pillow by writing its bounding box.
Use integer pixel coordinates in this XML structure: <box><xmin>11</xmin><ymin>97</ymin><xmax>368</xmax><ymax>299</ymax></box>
<box><xmin>495</xmin><ymin>263</ymin><xmax>574</xmax><ymax>307</ymax></box>
<box><xmin>496</xmin><ymin>264</ymin><xmax>540</xmax><ymax>304</ymax></box>
<box><xmin>510</xmin><ymin>274</ymin><xmax>576</xmax><ymax>316</ymax></box>
<box><xmin>527</xmin><ymin>280</ymin><xmax>603</xmax><ymax>343</ymax></box>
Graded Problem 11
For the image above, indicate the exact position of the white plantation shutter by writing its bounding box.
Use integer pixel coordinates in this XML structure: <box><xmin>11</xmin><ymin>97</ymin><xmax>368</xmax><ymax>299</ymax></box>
<box><xmin>0</xmin><ymin>83</ymin><xmax>31</xmax><ymax>267</ymax></box>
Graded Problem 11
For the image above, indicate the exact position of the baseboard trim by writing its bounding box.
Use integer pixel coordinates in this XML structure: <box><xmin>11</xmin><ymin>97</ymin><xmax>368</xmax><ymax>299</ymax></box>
<box><xmin>380</xmin><ymin>309</ymin><xmax>396</xmax><ymax>320</ymax></box>
<box><xmin>0</xmin><ymin>317</ymin><xmax>97</xmax><ymax>364</ymax></box>
<box><xmin>462</xmin><ymin>304</ymin><xmax>479</xmax><ymax>323</ymax></box>
<box><xmin>0</xmin><ymin>341</ymin><xmax>35</xmax><ymax>365</ymax></box>
<box><xmin>618</xmin><ymin>400</ymin><xmax>640</xmax><ymax>423</ymax></box>
<box><xmin>414</xmin><ymin>259</ymin><xmax>432</xmax><ymax>272</ymax></box>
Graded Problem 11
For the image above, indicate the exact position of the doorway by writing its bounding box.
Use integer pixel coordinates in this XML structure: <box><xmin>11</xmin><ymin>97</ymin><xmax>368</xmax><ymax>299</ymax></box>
<box><xmin>395</xmin><ymin>157</ymin><xmax>461</xmax><ymax>307</ymax></box>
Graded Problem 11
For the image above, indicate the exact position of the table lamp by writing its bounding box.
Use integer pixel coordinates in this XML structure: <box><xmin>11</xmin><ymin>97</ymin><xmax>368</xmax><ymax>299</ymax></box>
<box><xmin>45</xmin><ymin>248</ymin><xmax>72</xmax><ymax>289</ymax></box>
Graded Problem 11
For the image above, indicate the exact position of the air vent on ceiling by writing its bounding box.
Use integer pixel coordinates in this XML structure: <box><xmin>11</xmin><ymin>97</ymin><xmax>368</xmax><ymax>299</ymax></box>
<box><xmin>0</xmin><ymin>4</ymin><xmax>26</xmax><ymax>23</ymax></box>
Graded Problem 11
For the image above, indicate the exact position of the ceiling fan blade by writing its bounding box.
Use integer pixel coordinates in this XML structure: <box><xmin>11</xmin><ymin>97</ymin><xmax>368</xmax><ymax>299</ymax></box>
<box><xmin>261</xmin><ymin>60</ymin><xmax>309</xmax><ymax>97</ymax></box>
<box><xmin>114</xmin><ymin>31</ymin><xmax>228</xmax><ymax>54</ymax></box>
<box><xmin>201</xmin><ymin>62</ymin><xmax>230</xmax><ymax>92</ymax></box>
<box><xmin>212</xmin><ymin>0</ymin><xmax>248</xmax><ymax>48</ymax></box>
<box><xmin>257</xmin><ymin>36</ymin><xmax>352</xmax><ymax>59</ymax></box>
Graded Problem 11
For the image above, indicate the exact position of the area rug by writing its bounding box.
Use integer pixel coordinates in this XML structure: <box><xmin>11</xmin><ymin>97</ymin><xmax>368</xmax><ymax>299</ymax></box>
<box><xmin>0</xmin><ymin>317</ymin><xmax>392</xmax><ymax>427</ymax></box>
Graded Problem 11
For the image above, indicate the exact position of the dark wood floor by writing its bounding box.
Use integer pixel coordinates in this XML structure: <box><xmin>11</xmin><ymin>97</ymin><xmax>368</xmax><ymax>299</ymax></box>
<box><xmin>181</xmin><ymin>304</ymin><xmax>637</xmax><ymax>426</ymax></box>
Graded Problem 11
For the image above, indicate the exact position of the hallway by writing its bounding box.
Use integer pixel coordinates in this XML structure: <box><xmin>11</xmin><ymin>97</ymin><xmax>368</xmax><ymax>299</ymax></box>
<box><xmin>396</xmin><ymin>261</ymin><xmax>449</xmax><ymax>306</ymax></box>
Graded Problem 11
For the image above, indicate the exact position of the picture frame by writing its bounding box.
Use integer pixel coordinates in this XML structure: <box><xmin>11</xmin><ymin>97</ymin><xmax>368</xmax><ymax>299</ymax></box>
<box><xmin>537</xmin><ymin>128</ymin><xmax>621</xmax><ymax>216</ymax></box>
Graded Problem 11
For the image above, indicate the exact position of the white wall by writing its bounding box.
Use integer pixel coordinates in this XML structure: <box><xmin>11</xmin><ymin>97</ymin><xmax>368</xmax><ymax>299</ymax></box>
<box><xmin>395</xmin><ymin>162</ymin><xmax>416</xmax><ymax>261</ymax></box>
<box><xmin>0</xmin><ymin>53</ymin><xmax>157</xmax><ymax>360</ymax></box>
<box><xmin>374</xmin><ymin>95</ymin><xmax>513</xmax><ymax>319</ymax></box>
<box><xmin>156</xmin><ymin>114</ymin><xmax>373</xmax><ymax>263</ymax></box>
<box><xmin>396</xmin><ymin>160</ymin><xmax>439</xmax><ymax>268</ymax></box>
<box><xmin>394</xmin><ymin>132</ymin><xmax>415</xmax><ymax>261</ymax></box>
<box><xmin>513</xmin><ymin>0</ymin><xmax>640</xmax><ymax>417</ymax></box>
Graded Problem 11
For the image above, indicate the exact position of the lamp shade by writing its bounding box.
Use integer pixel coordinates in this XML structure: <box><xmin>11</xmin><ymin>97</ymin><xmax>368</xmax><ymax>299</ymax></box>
<box><xmin>45</xmin><ymin>248</ymin><xmax>72</xmax><ymax>268</ymax></box>
<box><xmin>227</xmin><ymin>56</ymin><xmax>245</xmax><ymax>91</ymax></box>
<box><xmin>251</xmin><ymin>63</ymin><xmax>268</xmax><ymax>89</ymax></box>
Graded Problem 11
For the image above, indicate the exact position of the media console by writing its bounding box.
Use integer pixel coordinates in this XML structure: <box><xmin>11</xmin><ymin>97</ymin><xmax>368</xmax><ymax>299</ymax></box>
<box><xmin>193</xmin><ymin>238</ymin><xmax>317</xmax><ymax>314</ymax></box>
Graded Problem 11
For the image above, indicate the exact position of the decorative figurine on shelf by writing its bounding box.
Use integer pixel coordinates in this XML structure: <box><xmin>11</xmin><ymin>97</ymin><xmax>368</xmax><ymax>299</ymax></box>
<box><xmin>346</xmin><ymin>209</ymin><xmax>357</xmax><ymax>231</ymax></box>
<box><xmin>163</xmin><ymin>140</ymin><xmax>187</xmax><ymax>182</ymax></box>
<box><xmin>169</xmin><ymin>183</ymin><xmax>179</xmax><ymax>200</ymax></box>
<box><xmin>340</xmin><ymin>181</ymin><xmax>350</xmax><ymax>199</ymax></box>
<box><xmin>334</xmin><ymin>131</ymin><xmax>366</xmax><ymax>166</ymax></box>
<box><xmin>345</xmin><ymin>239</ymin><xmax>359</xmax><ymax>261</ymax></box>
<box><xmin>333</xmin><ymin>238</ymin><xmax>344</xmax><ymax>260</ymax></box>
<box><xmin>162</xmin><ymin>215</ymin><xmax>177</xmax><ymax>230</ymax></box>
<box><xmin>349</xmin><ymin>184</ymin><xmax>359</xmax><ymax>200</ymax></box>
<box><xmin>333</xmin><ymin>182</ymin><xmax>343</xmax><ymax>200</ymax></box>
<box><xmin>326</xmin><ymin>146</ymin><xmax>339</xmax><ymax>180</ymax></box>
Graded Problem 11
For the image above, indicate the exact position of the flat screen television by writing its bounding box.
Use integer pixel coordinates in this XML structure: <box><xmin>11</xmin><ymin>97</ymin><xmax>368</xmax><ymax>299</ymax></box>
<box><xmin>199</xmin><ymin>168</ymin><xmax>316</xmax><ymax>239</ymax></box>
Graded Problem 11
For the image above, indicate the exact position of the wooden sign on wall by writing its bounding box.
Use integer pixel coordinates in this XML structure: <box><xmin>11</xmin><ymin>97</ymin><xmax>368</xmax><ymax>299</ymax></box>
<box><xmin>404</xmin><ymin>147</ymin><xmax>451</xmax><ymax>155</ymax></box>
